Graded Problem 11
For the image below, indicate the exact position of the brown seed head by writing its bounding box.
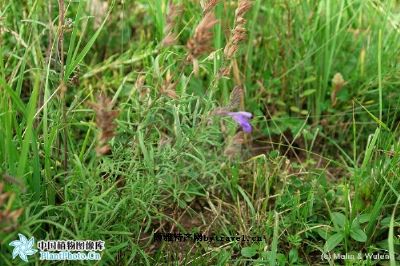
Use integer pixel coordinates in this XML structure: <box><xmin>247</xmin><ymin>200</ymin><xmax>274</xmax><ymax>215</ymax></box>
<box><xmin>88</xmin><ymin>94</ymin><xmax>119</xmax><ymax>156</ymax></box>
<box><xmin>160</xmin><ymin>71</ymin><xmax>178</xmax><ymax>99</ymax></box>
<box><xmin>202</xmin><ymin>0</ymin><xmax>218</xmax><ymax>14</ymax></box>
<box><xmin>236</xmin><ymin>0</ymin><xmax>252</xmax><ymax>18</ymax></box>
<box><xmin>187</xmin><ymin>12</ymin><xmax>218</xmax><ymax>61</ymax></box>
<box><xmin>223</xmin><ymin>0</ymin><xmax>252</xmax><ymax>60</ymax></box>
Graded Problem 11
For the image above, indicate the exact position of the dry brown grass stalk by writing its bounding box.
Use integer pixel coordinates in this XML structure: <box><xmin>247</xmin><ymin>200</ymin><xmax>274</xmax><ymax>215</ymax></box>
<box><xmin>88</xmin><ymin>94</ymin><xmax>119</xmax><ymax>156</ymax></box>
<box><xmin>58</xmin><ymin>0</ymin><xmax>69</xmax><ymax>174</ymax></box>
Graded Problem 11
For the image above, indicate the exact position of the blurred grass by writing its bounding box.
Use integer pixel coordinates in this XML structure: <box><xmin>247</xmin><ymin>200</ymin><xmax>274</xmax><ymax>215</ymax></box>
<box><xmin>1</xmin><ymin>0</ymin><xmax>400</xmax><ymax>265</ymax></box>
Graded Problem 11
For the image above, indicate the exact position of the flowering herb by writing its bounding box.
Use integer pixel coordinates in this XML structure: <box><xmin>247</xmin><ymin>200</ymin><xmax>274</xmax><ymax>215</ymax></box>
<box><xmin>226</xmin><ymin>111</ymin><xmax>253</xmax><ymax>133</ymax></box>
<box><xmin>211</xmin><ymin>86</ymin><xmax>252</xmax><ymax>133</ymax></box>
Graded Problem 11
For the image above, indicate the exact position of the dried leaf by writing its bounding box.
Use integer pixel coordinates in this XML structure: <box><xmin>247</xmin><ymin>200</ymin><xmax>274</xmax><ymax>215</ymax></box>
<box><xmin>96</xmin><ymin>144</ymin><xmax>112</xmax><ymax>156</ymax></box>
<box><xmin>8</xmin><ymin>208</ymin><xmax>23</xmax><ymax>222</ymax></box>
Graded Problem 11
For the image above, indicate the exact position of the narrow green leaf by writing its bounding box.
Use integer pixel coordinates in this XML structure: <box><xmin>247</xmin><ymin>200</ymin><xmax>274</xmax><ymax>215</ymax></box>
<box><xmin>389</xmin><ymin>197</ymin><xmax>400</xmax><ymax>266</ymax></box>
<box><xmin>65</xmin><ymin>0</ymin><xmax>86</xmax><ymax>69</ymax></box>
<box><xmin>65</xmin><ymin>0</ymin><xmax>115</xmax><ymax>79</ymax></box>
<box><xmin>269</xmin><ymin>211</ymin><xmax>279</xmax><ymax>266</ymax></box>
<box><xmin>17</xmin><ymin>72</ymin><xmax>40</xmax><ymax>180</ymax></box>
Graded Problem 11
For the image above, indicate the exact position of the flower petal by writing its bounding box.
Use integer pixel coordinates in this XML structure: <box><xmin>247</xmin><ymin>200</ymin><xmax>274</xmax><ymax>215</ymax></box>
<box><xmin>12</xmin><ymin>246</ymin><xmax>20</xmax><ymax>259</ymax></box>
<box><xmin>27</xmin><ymin>237</ymin><xmax>35</xmax><ymax>249</ymax></box>
<box><xmin>240</xmin><ymin>121</ymin><xmax>252</xmax><ymax>133</ymax></box>
<box><xmin>18</xmin><ymin>234</ymin><xmax>28</xmax><ymax>244</ymax></box>
<box><xmin>20</xmin><ymin>252</ymin><xmax>28</xmax><ymax>262</ymax></box>
<box><xmin>25</xmin><ymin>249</ymin><xmax>37</xmax><ymax>255</ymax></box>
<box><xmin>228</xmin><ymin>113</ymin><xmax>252</xmax><ymax>133</ymax></box>
<box><xmin>230</xmin><ymin>113</ymin><xmax>245</xmax><ymax>124</ymax></box>
<box><xmin>234</xmin><ymin>111</ymin><xmax>252</xmax><ymax>118</ymax></box>
<box><xmin>9</xmin><ymin>240</ymin><xmax>21</xmax><ymax>247</ymax></box>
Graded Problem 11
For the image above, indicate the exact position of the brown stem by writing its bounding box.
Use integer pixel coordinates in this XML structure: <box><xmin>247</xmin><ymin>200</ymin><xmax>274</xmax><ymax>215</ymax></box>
<box><xmin>58</xmin><ymin>0</ymin><xmax>68</xmax><ymax>174</ymax></box>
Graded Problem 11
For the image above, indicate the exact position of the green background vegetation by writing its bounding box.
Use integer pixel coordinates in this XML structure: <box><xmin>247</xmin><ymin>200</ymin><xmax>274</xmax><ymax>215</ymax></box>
<box><xmin>1</xmin><ymin>0</ymin><xmax>400</xmax><ymax>265</ymax></box>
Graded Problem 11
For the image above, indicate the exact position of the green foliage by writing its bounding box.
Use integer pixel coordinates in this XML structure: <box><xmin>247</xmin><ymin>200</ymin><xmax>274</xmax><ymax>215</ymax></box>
<box><xmin>1</xmin><ymin>0</ymin><xmax>400</xmax><ymax>265</ymax></box>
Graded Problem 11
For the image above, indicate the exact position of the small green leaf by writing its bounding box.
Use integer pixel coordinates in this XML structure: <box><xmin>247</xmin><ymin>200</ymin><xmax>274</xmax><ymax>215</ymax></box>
<box><xmin>326</xmin><ymin>190</ymin><xmax>335</xmax><ymax>201</ymax></box>
<box><xmin>350</xmin><ymin>228</ymin><xmax>367</xmax><ymax>242</ymax></box>
<box><xmin>316</xmin><ymin>228</ymin><xmax>330</xmax><ymax>240</ymax></box>
<box><xmin>324</xmin><ymin>232</ymin><xmax>344</xmax><ymax>252</ymax></box>
<box><xmin>269</xmin><ymin>150</ymin><xmax>279</xmax><ymax>159</ymax></box>
<box><xmin>351</xmin><ymin>219</ymin><xmax>361</xmax><ymax>230</ymax></box>
<box><xmin>289</xmin><ymin>248</ymin><xmax>298</xmax><ymax>263</ymax></box>
<box><xmin>331</xmin><ymin>212</ymin><xmax>347</xmax><ymax>228</ymax></box>
<box><xmin>277</xmin><ymin>253</ymin><xmax>287</xmax><ymax>265</ymax></box>
<box><xmin>216</xmin><ymin>250</ymin><xmax>230</xmax><ymax>265</ymax></box>
<box><xmin>241</xmin><ymin>246</ymin><xmax>258</xmax><ymax>258</ymax></box>
<box><xmin>381</xmin><ymin>217</ymin><xmax>392</xmax><ymax>227</ymax></box>
<box><xmin>358</xmin><ymin>213</ymin><xmax>371</xmax><ymax>224</ymax></box>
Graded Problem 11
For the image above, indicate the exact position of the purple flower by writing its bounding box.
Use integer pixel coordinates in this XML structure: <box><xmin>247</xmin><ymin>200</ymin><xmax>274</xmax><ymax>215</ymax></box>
<box><xmin>226</xmin><ymin>111</ymin><xmax>253</xmax><ymax>133</ymax></box>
